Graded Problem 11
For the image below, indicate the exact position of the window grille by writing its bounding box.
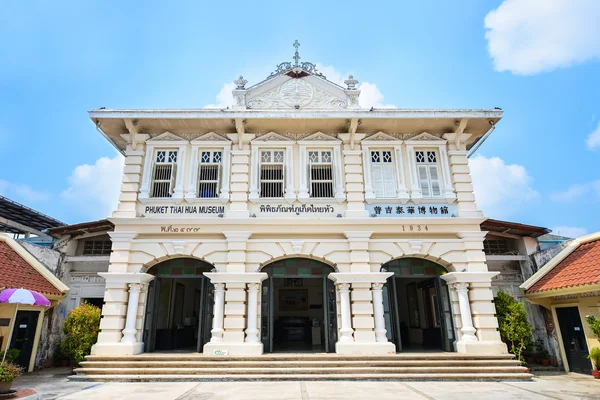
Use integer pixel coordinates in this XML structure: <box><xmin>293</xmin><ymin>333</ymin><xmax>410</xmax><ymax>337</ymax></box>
<box><xmin>370</xmin><ymin>150</ymin><xmax>396</xmax><ymax>198</ymax></box>
<box><xmin>415</xmin><ymin>150</ymin><xmax>441</xmax><ymax>197</ymax></box>
<box><xmin>309</xmin><ymin>150</ymin><xmax>334</xmax><ymax>198</ymax></box>
<box><xmin>82</xmin><ymin>240</ymin><xmax>112</xmax><ymax>256</ymax></box>
<box><xmin>151</xmin><ymin>150</ymin><xmax>177</xmax><ymax>198</ymax></box>
<box><xmin>198</xmin><ymin>150</ymin><xmax>222</xmax><ymax>198</ymax></box>
<box><xmin>260</xmin><ymin>150</ymin><xmax>285</xmax><ymax>198</ymax></box>
<box><xmin>483</xmin><ymin>239</ymin><xmax>511</xmax><ymax>255</ymax></box>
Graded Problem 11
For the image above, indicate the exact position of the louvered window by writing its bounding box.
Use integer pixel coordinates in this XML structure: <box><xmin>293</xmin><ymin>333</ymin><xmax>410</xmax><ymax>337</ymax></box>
<box><xmin>198</xmin><ymin>150</ymin><xmax>222</xmax><ymax>198</ymax></box>
<box><xmin>415</xmin><ymin>151</ymin><xmax>441</xmax><ymax>197</ymax></box>
<box><xmin>371</xmin><ymin>150</ymin><xmax>396</xmax><ymax>198</ymax></box>
<box><xmin>82</xmin><ymin>240</ymin><xmax>112</xmax><ymax>256</ymax></box>
<box><xmin>151</xmin><ymin>150</ymin><xmax>177</xmax><ymax>198</ymax></box>
<box><xmin>260</xmin><ymin>150</ymin><xmax>285</xmax><ymax>198</ymax></box>
<box><xmin>309</xmin><ymin>150</ymin><xmax>334</xmax><ymax>198</ymax></box>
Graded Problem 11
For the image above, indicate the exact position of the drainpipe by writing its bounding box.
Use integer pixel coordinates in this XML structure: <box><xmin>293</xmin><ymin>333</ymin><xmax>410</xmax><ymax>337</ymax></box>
<box><xmin>467</xmin><ymin>120</ymin><xmax>496</xmax><ymax>158</ymax></box>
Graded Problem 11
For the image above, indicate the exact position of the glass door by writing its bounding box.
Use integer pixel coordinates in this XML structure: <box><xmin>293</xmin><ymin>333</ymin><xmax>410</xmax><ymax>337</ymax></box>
<box><xmin>197</xmin><ymin>278</ymin><xmax>214</xmax><ymax>352</ymax></box>
<box><xmin>325</xmin><ymin>278</ymin><xmax>338</xmax><ymax>353</ymax></box>
<box><xmin>261</xmin><ymin>276</ymin><xmax>272</xmax><ymax>352</ymax></box>
<box><xmin>143</xmin><ymin>278</ymin><xmax>159</xmax><ymax>352</ymax></box>
<box><xmin>435</xmin><ymin>277</ymin><xmax>455</xmax><ymax>352</ymax></box>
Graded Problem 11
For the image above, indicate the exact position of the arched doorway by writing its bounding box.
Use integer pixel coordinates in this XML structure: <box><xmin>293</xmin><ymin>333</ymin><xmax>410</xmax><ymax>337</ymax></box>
<box><xmin>261</xmin><ymin>258</ymin><xmax>337</xmax><ymax>353</ymax></box>
<box><xmin>382</xmin><ymin>258</ymin><xmax>455</xmax><ymax>352</ymax></box>
<box><xmin>142</xmin><ymin>258</ymin><xmax>214</xmax><ymax>353</ymax></box>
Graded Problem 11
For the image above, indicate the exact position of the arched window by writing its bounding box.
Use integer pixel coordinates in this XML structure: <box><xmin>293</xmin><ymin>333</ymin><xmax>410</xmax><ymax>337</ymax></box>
<box><xmin>382</xmin><ymin>257</ymin><xmax>447</xmax><ymax>277</ymax></box>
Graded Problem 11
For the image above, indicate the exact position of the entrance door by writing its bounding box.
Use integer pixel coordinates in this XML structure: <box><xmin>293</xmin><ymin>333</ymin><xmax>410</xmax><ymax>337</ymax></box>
<box><xmin>261</xmin><ymin>258</ymin><xmax>335</xmax><ymax>353</ymax></box>
<box><xmin>9</xmin><ymin>310</ymin><xmax>39</xmax><ymax>370</ymax></box>
<box><xmin>556</xmin><ymin>307</ymin><xmax>592</xmax><ymax>374</ymax></box>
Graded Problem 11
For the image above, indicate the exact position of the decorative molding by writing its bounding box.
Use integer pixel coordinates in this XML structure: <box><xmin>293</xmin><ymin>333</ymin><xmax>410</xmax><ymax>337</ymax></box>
<box><xmin>363</xmin><ymin>131</ymin><xmax>400</xmax><ymax>142</ymax></box>
<box><xmin>408</xmin><ymin>132</ymin><xmax>445</xmax><ymax>142</ymax></box>
<box><xmin>247</xmin><ymin>79</ymin><xmax>347</xmax><ymax>110</ymax></box>
<box><xmin>172</xmin><ymin>240</ymin><xmax>185</xmax><ymax>254</ymax></box>
<box><xmin>252</xmin><ymin>132</ymin><xmax>293</xmax><ymax>142</ymax></box>
<box><xmin>191</xmin><ymin>132</ymin><xmax>230</xmax><ymax>142</ymax></box>
<box><xmin>147</xmin><ymin>131</ymin><xmax>187</xmax><ymax>143</ymax></box>
<box><xmin>300</xmin><ymin>131</ymin><xmax>341</xmax><ymax>142</ymax></box>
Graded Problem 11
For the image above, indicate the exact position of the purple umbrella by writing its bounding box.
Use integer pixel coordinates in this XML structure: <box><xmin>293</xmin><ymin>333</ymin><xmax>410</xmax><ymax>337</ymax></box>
<box><xmin>0</xmin><ymin>288</ymin><xmax>51</xmax><ymax>363</ymax></box>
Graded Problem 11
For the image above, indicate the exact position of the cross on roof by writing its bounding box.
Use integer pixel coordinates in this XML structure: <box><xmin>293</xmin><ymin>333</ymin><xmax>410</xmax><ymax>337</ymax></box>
<box><xmin>293</xmin><ymin>40</ymin><xmax>300</xmax><ymax>66</ymax></box>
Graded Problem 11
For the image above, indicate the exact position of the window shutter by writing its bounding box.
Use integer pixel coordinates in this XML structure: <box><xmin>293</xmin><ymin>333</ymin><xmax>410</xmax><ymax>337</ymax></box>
<box><xmin>372</xmin><ymin>164</ymin><xmax>384</xmax><ymax>197</ymax></box>
<box><xmin>382</xmin><ymin>164</ymin><xmax>396</xmax><ymax>198</ymax></box>
<box><xmin>429</xmin><ymin>165</ymin><xmax>441</xmax><ymax>196</ymax></box>
<box><xmin>417</xmin><ymin>165</ymin><xmax>430</xmax><ymax>197</ymax></box>
<box><xmin>169</xmin><ymin>164</ymin><xmax>177</xmax><ymax>196</ymax></box>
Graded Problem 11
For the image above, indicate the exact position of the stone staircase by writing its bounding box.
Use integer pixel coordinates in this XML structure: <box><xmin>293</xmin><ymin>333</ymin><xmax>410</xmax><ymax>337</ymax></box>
<box><xmin>71</xmin><ymin>353</ymin><xmax>532</xmax><ymax>381</ymax></box>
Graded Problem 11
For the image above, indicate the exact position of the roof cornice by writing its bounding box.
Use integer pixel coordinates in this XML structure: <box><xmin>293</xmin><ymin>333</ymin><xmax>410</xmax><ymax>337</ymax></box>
<box><xmin>89</xmin><ymin>109</ymin><xmax>503</xmax><ymax>120</ymax></box>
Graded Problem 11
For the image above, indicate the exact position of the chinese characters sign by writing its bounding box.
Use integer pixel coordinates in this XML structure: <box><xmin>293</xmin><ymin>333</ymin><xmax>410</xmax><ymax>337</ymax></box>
<box><xmin>366</xmin><ymin>203</ymin><xmax>456</xmax><ymax>218</ymax></box>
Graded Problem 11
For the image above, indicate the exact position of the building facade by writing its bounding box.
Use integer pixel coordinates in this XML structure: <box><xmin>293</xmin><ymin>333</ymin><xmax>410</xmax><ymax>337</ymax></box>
<box><xmin>89</xmin><ymin>47</ymin><xmax>508</xmax><ymax>357</ymax></box>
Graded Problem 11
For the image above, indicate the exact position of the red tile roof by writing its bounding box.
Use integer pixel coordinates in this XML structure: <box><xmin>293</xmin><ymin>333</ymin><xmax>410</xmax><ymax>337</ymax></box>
<box><xmin>0</xmin><ymin>241</ymin><xmax>62</xmax><ymax>296</ymax></box>
<box><xmin>527</xmin><ymin>238</ymin><xmax>600</xmax><ymax>293</ymax></box>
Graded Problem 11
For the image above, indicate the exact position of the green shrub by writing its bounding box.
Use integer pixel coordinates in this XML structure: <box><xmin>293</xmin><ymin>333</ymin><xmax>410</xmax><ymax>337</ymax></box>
<box><xmin>60</xmin><ymin>303</ymin><xmax>101</xmax><ymax>365</ymax></box>
<box><xmin>588</xmin><ymin>347</ymin><xmax>600</xmax><ymax>371</ymax></box>
<box><xmin>0</xmin><ymin>349</ymin><xmax>20</xmax><ymax>364</ymax></box>
<box><xmin>0</xmin><ymin>362</ymin><xmax>23</xmax><ymax>382</ymax></box>
<box><xmin>585</xmin><ymin>315</ymin><xmax>600</xmax><ymax>339</ymax></box>
<box><xmin>494</xmin><ymin>289</ymin><xmax>533</xmax><ymax>364</ymax></box>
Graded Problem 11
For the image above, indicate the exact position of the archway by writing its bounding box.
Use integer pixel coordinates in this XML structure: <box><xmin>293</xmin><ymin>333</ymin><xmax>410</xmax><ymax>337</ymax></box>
<box><xmin>261</xmin><ymin>258</ymin><xmax>336</xmax><ymax>353</ymax></box>
<box><xmin>142</xmin><ymin>257</ymin><xmax>214</xmax><ymax>353</ymax></box>
<box><xmin>381</xmin><ymin>257</ymin><xmax>455</xmax><ymax>352</ymax></box>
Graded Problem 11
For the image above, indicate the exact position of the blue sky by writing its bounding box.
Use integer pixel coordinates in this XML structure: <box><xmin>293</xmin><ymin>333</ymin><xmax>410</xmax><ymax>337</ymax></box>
<box><xmin>0</xmin><ymin>0</ymin><xmax>599</xmax><ymax>237</ymax></box>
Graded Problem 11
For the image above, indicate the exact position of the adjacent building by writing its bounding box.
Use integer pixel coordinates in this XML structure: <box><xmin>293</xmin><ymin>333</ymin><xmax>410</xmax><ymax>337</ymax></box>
<box><xmin>522</xmin><ymin>232</ymin><xmax>600</xmax><ymax>375</ymax></box>
<box><xmin>86</xmin><ymin>44</ymin><xmax>511</xmax><ymax>358</ymax></box>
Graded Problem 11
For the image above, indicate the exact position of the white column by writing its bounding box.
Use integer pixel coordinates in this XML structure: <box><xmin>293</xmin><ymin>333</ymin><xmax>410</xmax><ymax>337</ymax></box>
<box><xmin>362</xmin><ymin>145</ymin><xmax>375</xmax><ymax>201</ymax></box>
<box><xmin>121</xmin><ymin>283</ymin><xmax>143</xmax><ymax>344</ymax></box>
<box><xmin>371</xmin><ymin>283</ymin><xmax>388</xmax><ymax>342</ymax></box>
<box><xmin>245</xmin><ymin>283</ymin><xmax>260</xmax><ymax>343</ymax></box>
<box><xmin>185</xmin><ymin>146</ymin><xmax>200</xmax><ymax>200</ymax></box>
<box><xmin>249</xmin><ymin>146</ymin><xmax>259</xmax><ymax>200</ymax></box>
<box><xmin>394</xmin><ymin>145</ymin><xmax>409</xmax><ymax>201</ymax></box>
<box><xmin>298</xmin><ymin>145</ymin><xmax>309</xmax><ymax>200</ymax></box>
<box><xmin>210</xmin><ymin>283</ymin><xmax>226</xmax><ymax>343</ymax></box>
<box><xmin>220</xmin><ymin>145</ymin><xmax>231</xmax><ymax>202</ymax></box>
<box><xmin>172</xmin><ymin>144</ymin><xmax>187</xmax><ymax>202</ymax></box>
<box><xmin>138</xmin><ymin>144</ymin><xmax>155</xmax><ymax>200</ymax></box>
<box><xmin>338</xmin><ymin>283</ymin><xmax>354</xmax><ymax>342</ymax></box>
<box><xmin>333</xmin><ymin>145</ymin><xmax>345</xmax><ymax>203</ymax></box>
<box><xmin>453</xmin><ymin>283</ymin><xmax>477</xmax><ymax>342</ymax></box>
<box><xmin>284</xmin><ymin>145</ymin><xmax>295</xmax><ymax>203</ymax></box>
<box><xmin>439</xmin><ymin>146</ymin><xmax>456</xmax><ymax>202</ymax></box>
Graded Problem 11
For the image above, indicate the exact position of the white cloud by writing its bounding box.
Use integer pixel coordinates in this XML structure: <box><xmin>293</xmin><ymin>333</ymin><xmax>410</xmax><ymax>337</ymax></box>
<box><xmin>470</xmin><ymin>155</ymin><xmax>539</xmax><ymax>218</ymax></box>
<box><xmin>586</xmin><ymin>121</ymin><xmax>600</xmax><ymax>150</ymax></box>
<box><xmin>484</xmin><ymin>0</ymin><xmax>600</xmax><ymax>75</ymax></box>
<box><xmin>550</xmin><ymin>179</ymin><xmax>600</xmax><ymax>202</ymax></box>
<box><xmin>551</xmin><ymin>226</ymin><xmax>588</xmax><ymax>238</ymax></box>
<box><xmin>0</xmin><ymin>179</ymin><xmax>51</xmax><ymax>202</ymax></box>
<box><xmin>61</xmin><ymin>155</ymin><xmax>124</xmax><ymax>219</ymax></box>
<box><xmin>204</xmin><ymin>82</ymin><xmax>235</xmax><ymax>109</ymax></box>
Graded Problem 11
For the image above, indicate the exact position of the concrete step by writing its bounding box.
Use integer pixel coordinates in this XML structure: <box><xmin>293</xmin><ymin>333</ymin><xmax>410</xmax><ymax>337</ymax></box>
<box><xmin>74</xmin><ymin>366</ymin><xmax>528</xmax><ymax>375</ymax></box>
<box><xmin>69</xmin><ymin>372</ymin><xmax>534</xmax><ymax>382</ymax></box>
<box><xmin>84</xmin><ymin>354</ymin><xmax>516</xmax><ymax>362</ymax></box>
<box><xmin>79</xmin><ymin>359</ymin><xmax>522</xmax><ymax>369</ymax></box>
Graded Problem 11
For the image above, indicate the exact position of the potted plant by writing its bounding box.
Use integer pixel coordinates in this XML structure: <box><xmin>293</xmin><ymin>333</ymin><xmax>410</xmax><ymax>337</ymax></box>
<box><xmin>588</xmin><ymin>348</ymin><xmax>600</xmax><ymax>379</ymax></box>
<box><xmin>0</xmin><ymin>362</ymin><xmax>24</xmax><ymax>394</ymax></box>
<box><xmin>60</xmin><ymin>303</ymin><xmax>101</xmax><ymax>367</ymax></box>
<box><xmin>494</xmin><ymin>289</ymin><xmax>533</xmax><ymax>365</ymax></box>
<box><xmin>0</xmin><ymin>349</ymin><xmax>20</xmax><ymax>364</ymax></box>
<box><xmin>540</xmin><ymin>348</ymin><xmax>551</xmax><ymax>366</ymax></box>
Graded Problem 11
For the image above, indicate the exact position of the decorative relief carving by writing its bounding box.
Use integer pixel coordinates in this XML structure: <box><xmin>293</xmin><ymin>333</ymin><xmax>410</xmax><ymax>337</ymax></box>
<box><xmin>247</xmin><ymin>79</ymin><xmax>347</xmax><ymax>110</ymax></box>
<box><xmin>253</xmin><ymin>132</ymin><xmax>293</xmax><ymax>142</ymax></box>
<box><xmin>364</xmin><ymin>132</ymin><xmax>400</xmax><ymax>141</ymax></box>
<box><xmin>301</xmin><ymin>132</ymin><xmax>339</xmax><ymax>141</ymax></box>
<box><xmin>409</xmin><ymin>132</ymin><xmax>443</xmax><ymax>141</ymax></box>
<box><xmin>192</xmin><ymin>132</ymin><xmax>230</xmax><ymax>142</ymax></box>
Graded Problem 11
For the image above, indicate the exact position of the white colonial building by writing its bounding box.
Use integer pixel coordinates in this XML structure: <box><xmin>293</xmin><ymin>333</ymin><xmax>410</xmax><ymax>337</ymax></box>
<box><xmin>88</xmin><ymin>44</ymin><xmax>508</xmax><ymax>359</ymax></box>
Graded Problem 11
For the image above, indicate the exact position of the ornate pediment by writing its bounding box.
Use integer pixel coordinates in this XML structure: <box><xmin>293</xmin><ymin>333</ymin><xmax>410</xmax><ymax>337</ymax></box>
<box><xmin>253</xmin><ymin>132</ymin><xmax>293</xmax><ymax>142</ymax></box>
<box><xmin>363</xmin><ymin>132</ymin><xmax>399</xmax><ymax>142</ymax></box>
<box><xmin>191</xmin><ymin>132</ymin><xmax>230</xmax><ymax>142</ymax></box>
<box><xmin>409</xmin><ymin>132</ymin><xmax>444</xmax><ymax>142</ymax></box>
<box><xmin>147</xmin><ymin>131</ymin><xmax>186</xmax><ymax>143</ymax></box>
<box><xmin>300</xmin><ymin>132</ymin><xmax>340</xmax><ymax>142</ymax></box>
<box><xmin>246</xmin><ymin>77</ymin><xmax>347</xmax><ymax>110</ymax></box>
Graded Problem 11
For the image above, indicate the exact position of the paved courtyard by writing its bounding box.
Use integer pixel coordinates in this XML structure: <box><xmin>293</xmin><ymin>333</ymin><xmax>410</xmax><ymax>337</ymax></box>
<box><xmin>12</xmin><ymin>369</ymin><xmax>600</xmax><ymax>399</ymax></box>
